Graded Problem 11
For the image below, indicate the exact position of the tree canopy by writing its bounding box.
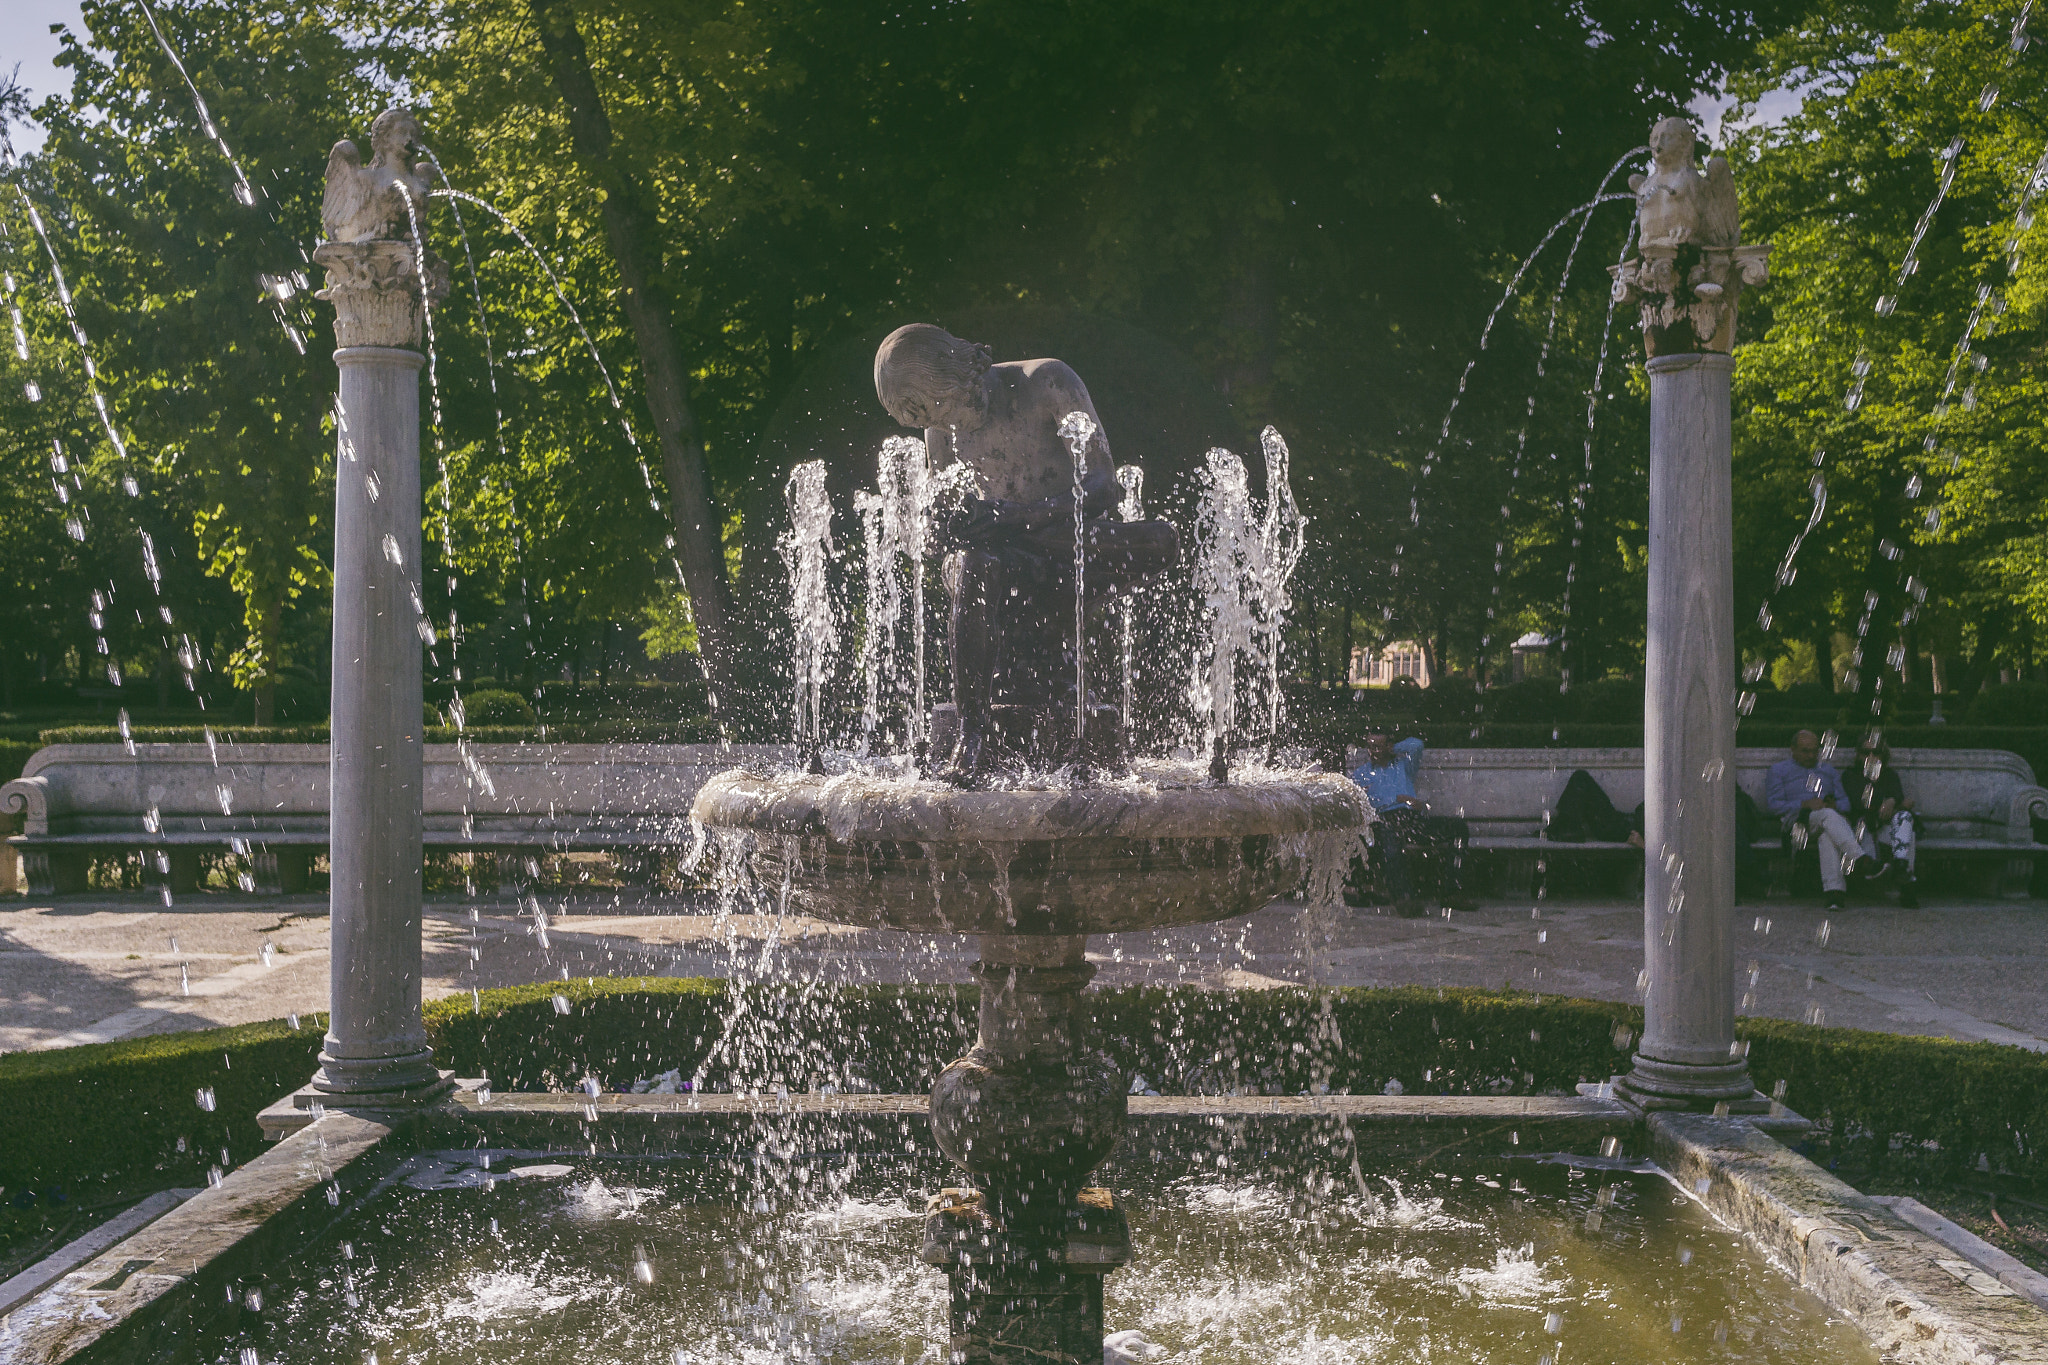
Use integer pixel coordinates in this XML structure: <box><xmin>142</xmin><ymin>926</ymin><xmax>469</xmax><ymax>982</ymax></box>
<box><xmin>7</xmin><ymin>0</ymin><xmax>2043</xmax><ymax>739</ymax></box>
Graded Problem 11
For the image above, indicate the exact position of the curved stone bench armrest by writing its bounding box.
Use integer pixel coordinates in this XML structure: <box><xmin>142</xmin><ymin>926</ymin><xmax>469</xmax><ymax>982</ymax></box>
<box><xmin>0</xmin><ymin>776</ymin><xmax>53</xmax><ymax>837</ymax></box>
<box><xmin>2007</xmin><ymin>785</ymin><xmax>2048</xmax><ymax>844</ymax></box>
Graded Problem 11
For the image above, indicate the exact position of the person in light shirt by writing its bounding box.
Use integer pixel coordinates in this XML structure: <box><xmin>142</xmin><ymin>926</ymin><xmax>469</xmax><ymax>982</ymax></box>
<box><xmin>1348</xmin><ymin>731</ymin><xmax>1474</xmax><ymax>916</ymax></box>
<box><xmin>1764</xmin><ymin>729</ymin><xmax>1880</xmax><ymax>911</ymax></box>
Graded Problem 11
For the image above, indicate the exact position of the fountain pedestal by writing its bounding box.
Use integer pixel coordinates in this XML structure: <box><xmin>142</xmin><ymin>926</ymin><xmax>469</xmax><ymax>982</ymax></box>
<box><xmin>925</xmin><ymin>934</ymin><xmax>1130</xmax><ymax>1362</ymax></box>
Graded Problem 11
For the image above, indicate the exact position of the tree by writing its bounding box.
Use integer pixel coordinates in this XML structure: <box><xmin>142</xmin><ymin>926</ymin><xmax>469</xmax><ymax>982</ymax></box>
<box><xmin>1726</xmin><ymin>0</ymin><xmax>2048</xmax><ymax>697</ymax></box>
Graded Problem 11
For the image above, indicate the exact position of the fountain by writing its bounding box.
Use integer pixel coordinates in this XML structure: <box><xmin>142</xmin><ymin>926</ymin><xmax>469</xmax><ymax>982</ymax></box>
<box><xmin>17</xmin><ymin>103</ymin><xmax>2048</xmax><ymax>1365</ymax></box>
<box><xmin>695</xmin><ymin>322</ymin><xmax>1370</xmax><ymax>1362</ymax></box>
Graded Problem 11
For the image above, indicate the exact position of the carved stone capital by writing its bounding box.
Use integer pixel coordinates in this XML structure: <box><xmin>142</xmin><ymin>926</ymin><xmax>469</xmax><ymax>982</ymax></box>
<box><xmin>1610</xmin><ymin>241</ymin><xmax>1770</xmax><ymax>357</ymax></box>
<box><xmin>313</xmin><ymin>239</ymin><xmax>450</xmax><ymax>350</ymax></box>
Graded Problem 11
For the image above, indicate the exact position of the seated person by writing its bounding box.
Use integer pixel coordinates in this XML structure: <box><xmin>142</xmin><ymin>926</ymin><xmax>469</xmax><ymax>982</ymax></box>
<box><xmin>1347</xmin><ymin>730</ymin><xmax>1474</xmax><ymax>915</ymax></box>
<box><xmin>1764</xmin><ymin>729</ymin><xmax>1878</xmax><ymax>911</ymax></box>
<box><xmin>1848</xmin><ymin>736</ymin><xmax>1918</xmax><ymax>908</ymax></box>
<box><xmin>873</xmin><ymin>323</ymin><xmax>1179</xmax><ymax>783</ymax></box>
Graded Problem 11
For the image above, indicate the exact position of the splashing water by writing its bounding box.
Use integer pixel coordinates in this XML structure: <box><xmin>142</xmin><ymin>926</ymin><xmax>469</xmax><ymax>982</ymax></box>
<box><xmin>1058</xmin><ymin>412</ymin><xmax>1098</xmax><ymax>743</ymax></box>
<box><xmin>131</xmin><ymin>0</ymin><xmax>318</xmax><ymax>348</ymax></box>
<box><xmin>1117</xmin><ymin>464</ymin><xmax>1146</xmax><ymax>729</ymax></box>
<box><xmin>1257</xmin><ymin>427</ymin><xmax>1307</xmax><ymax>756</ymax></box>
<box><xmin>854</xmin><ymin>488</ymin><xmax>896</xmax><ymax>749</ymax></box>
<box><xmin>1552</xmin><ymin>214</ymin><xmax>1638</xmax><ymax>696</ymax></box>
<box><xmin>1390</xmin><ymin>150</ymin><xmax>1644</xmax><ymax>590</ymax></box>
<box><xmin>1477</xmin><ymin>167</ymin><xmax>1633</xmax><ymax>730</ymax></box>
<box><xmin>1189</xmin><ymin>448</ymin><xmax>1265</xmax><ymax>771</ymax></box>
<box><xmin>782</xmin><ymin>462</ymin><xmax>836</xmax><ymax>767</ymax></box>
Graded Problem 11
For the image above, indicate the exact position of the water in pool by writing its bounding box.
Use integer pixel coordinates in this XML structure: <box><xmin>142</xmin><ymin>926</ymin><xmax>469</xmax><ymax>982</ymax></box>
<box><xmin>215</xmin><ymin>1147</ymin><xmax>1876</xmax><ymax>1364</ymax></box>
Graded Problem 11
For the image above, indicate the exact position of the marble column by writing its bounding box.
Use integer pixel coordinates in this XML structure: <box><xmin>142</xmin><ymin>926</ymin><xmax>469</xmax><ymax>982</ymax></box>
<box><xmin>310</xmin><ymin>233</ymin><xmax>449</xmax><ymax>1099</ymax></box>
<box><xmin>1620</xmin><ymin>353</ymin><xmax>1756</xmax><ymax>1107</ymax></box>
<box><xmin>1605</xmin><ymin>116</ymin><xmax>1770</xmax><ymax>1111</ymax></box>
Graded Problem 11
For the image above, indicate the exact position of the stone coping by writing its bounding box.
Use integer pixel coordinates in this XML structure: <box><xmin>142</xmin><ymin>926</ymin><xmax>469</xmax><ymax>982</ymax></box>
<box><xmin>1648</xmin><ymin>1112</ymin><xmax>2048</xmax><ymax>1365</ymax></box>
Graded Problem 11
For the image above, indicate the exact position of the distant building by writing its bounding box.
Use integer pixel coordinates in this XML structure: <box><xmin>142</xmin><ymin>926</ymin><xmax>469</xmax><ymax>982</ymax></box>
<box><xmin>1510</xmin><ymin>631</ymin><xmax>1555</xmax><ymax>683</ymax></box>
<box><xmin>1350</xmin><ymin>640</ymin><xmax>1431</xmax><ymax>688</ymax></box>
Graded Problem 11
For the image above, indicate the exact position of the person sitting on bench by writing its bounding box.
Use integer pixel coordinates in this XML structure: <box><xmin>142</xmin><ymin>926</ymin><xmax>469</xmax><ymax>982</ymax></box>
<box><xmin>1765</xmin><ymin>729</ymin><xmax>1879</xmax><ymax>911</ymax></box>
<box><xmin>1849</xmin><ymin>735</ymin><xmax>1919</xmax><ymax>909</ymax></box>
<box><xmin>1347</xmin><ymin>731</ymin><xmax>1475</xmax><ymax>916</ymax></box>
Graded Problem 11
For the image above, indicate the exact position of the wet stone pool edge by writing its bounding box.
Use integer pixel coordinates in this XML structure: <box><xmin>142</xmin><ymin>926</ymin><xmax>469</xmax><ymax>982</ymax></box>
<box><xmin>1649</xmin><ymin>1112</ymin><xmax>2048</xmax><ymax>1365</ymax></box>
<box><xmin>4</xmin><ymin>1090</ymin><xmax>2042</xmax><ymax>1365</ymax></box>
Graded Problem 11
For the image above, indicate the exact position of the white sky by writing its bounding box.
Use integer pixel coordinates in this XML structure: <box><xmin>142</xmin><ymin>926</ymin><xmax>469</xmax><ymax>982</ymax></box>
<box><xmin>1689</xmin><ymin>83</ymin><xmax>1810</xmax><ymax>147</ymax></box>
<box><xmin>1</xmin><ymin>0</ymin><xmax>89</xmax><ymax>155</ymax></box>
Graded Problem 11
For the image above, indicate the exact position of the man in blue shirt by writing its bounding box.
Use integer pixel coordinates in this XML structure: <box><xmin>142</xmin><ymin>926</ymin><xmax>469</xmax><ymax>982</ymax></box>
<box><xmin>1764</xmin><ymin>729</ymin><xmax>1875</xmax><ymax>911</ymax></box>
<box><xmin>1348</xmin><ymin>732</ymin><xmax>1473</xmax><ymax>915</ymax></box>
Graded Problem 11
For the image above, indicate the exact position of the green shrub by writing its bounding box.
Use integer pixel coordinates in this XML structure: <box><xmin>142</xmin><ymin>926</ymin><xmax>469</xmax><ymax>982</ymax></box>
<box><xmin>7</xmin><ymin>986</ymin><xmax>2043</xmax><ymax>1204</ymax></box>
<box><xmin>1967</xmin><ymin>681</ymin><xmax>2048</xmax><ymax>726</ymax></box>
<box><xmin>1741</xmin><ymin>1017</ymin><xmax>2048</xmax><ymax>1177</ymax></box>
<box><xmin>424</xmin><ymin>980</ymin><xmax>2047</xmax><ymax>1179</ymax></box>
<box><xmin>1478</xmin><ymin>679</ymin><xmax>1577</xmax><ymax>722</ymax></box>
<box><xmin>0</xmin><ymin>1016</ymin><xmax>325</xmax><ymax>1201</ymax></box>
<box><xmin>462</xmin><ymin>689</ymin><xmax>538</xmax><ymax>726</ymax></box>
<box><xmin>0</xmin><ymin>739</ymin><xmax>35</xmax><ymax>785</ymax></box>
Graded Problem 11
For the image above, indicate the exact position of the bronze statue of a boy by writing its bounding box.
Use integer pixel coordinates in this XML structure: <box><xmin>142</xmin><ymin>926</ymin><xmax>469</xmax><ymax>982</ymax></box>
<box><xmin>874</xmin><ymin>324</ymin><xmax>1178</xmax><ymax>783</ymax></box>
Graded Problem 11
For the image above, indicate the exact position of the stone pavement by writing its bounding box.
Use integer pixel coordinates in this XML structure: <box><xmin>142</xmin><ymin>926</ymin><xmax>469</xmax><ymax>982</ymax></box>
<box><xmin>1</xmin><ymin>885</ymin><xmax>2042</xmax><ymax>1054</ymax></box>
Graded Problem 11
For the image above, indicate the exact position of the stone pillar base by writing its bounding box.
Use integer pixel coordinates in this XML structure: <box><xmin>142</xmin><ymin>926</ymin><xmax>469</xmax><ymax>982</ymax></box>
<box><xmin>311</xmin><ymin>1049</ymin><xmax>449</xmax><ymax>1099</ymax></box>
<box><xmin>1616</xmin><ymin>1054</ymin><xmax>1768</xmax><ymax>1111</ymax></box>
<box><xmin>924</xmin><ymin>1187</ymin><xmax>1131</xmax><ymax>1365</ymax></box>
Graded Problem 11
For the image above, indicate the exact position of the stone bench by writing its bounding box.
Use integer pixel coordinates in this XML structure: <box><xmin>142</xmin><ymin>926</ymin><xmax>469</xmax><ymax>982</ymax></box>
<box><xmin>8</xmin><ymin>742</ymin><xmax>2044</xmax><ymax>900</ymax></box>
<box><xmin>1344</xmin><ymin>746</ymin><xmax>2048</xmax><ymax>899</ymax></box>
<box><xmin>2</xmin><ymin>742</ymin><xmax>787</xmax><ymax>896</ymax></box>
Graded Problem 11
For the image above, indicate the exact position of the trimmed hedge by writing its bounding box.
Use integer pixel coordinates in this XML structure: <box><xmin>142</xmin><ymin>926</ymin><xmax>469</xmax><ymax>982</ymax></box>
<box><xmin>424</xmin><ymin>979</ymin><xmax>2047</xmax><ymax>1180</ymax></box>
<box><xmin>1</xmin><ymin>739</ymin><xmax>35</xmax><ymax>785</ymax></box>
<box><xmin>5</xmin><ymin>984</ymin><xmax>2043</xmax><ymax>1205</ymax></box>
<box><xmin>0</xmin><ymin>1016</ymin><xmax>325</xmax><ymax>1201</ymax></box>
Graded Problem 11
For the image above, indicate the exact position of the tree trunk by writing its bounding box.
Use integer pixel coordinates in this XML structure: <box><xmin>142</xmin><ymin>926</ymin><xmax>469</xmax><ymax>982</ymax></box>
<box><xmin>529</xmin><ymin>0</ymin><xmax>741</xmax><ymax>722</ymax></box>
<box><xmin>251</xmin><ymin>593</ymin><xmax>283</xmax><ymax>726</ymax></box>
<box><xmin>1811</xmin><ymin>632</ymin><xmax>1834</xmax><ymax>690</ymax></box>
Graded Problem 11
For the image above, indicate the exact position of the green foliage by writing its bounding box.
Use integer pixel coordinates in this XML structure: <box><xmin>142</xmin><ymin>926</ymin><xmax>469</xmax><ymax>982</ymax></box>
<box><xmin>0</xmin><ymin>740</ymin><xmax>35</xmax><ymax>785</ymax></box>
<box><xmin>1740</xmin><ymin>1015</ymin><xmax>2048</xmax><ymax>1179</ymax></box>
<box><xmin>1966</xmin><ymin>681</ymin><xmax>2048</xmax><ymax>725</ymax></box>
<box><xmin>460</xmin><ymin>689</ymin><xmax>537</xmax><ymax>726</ymax></box>
<box><xmin>422</xmin><ymin>979</ymin><xmax>2048</xmax><ymax>1178</ymax></box>
<box><xmin>6</xmin><ymin>984</ymin><xmax>2042</xmax><ymax>1214</ymax></box>
<box><xmin>0</xmin><ymin>1015</ymin><xmax>324</xmax><ymax>1199</ymax></box>
<box><xmin>1726</xmin><ymin>0</ymin><xmax>2048</xmax><ymax>697</ymax></box>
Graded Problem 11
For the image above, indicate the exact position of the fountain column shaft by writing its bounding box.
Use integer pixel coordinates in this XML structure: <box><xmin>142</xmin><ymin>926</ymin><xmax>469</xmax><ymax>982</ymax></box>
<box><xmin>314</xmin><ymin>343</ymin><xmax>440</xmax><ymax>1096</ymax></box>
<box><xmin>1625</xmin><ymin>352</ymin><xmax>1753</xmax><ymax>1104</ymax></box>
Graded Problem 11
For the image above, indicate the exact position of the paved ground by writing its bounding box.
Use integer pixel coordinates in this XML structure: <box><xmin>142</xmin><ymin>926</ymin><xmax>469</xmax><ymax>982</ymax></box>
<box><xmin>3</xmin><ymin>882</ymin><xmax>2042</xmax><ymax>1054</ymax></box>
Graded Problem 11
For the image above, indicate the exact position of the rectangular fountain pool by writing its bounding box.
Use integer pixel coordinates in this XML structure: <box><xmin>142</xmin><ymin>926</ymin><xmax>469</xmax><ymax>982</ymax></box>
<box><xmin>202</xmin><ymin>1143</ymin><xmax>1876</xmax><ymax>1365</ymax></box>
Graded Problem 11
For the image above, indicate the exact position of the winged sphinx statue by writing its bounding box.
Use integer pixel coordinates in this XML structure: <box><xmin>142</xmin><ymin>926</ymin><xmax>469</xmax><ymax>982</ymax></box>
<box><xmin>1610</xmin><ymin>116</ymin><xmax>1768</xmax><ymax>355</ymax></box>
<box><xmin>321</xmin><ymin>108</ymin><xmax>435</xmax><ymax>245</ymax></box>
<box><xmin>312</xmin><ymin>108</ymin><xmax>448</xmax><ymax>350</ymax></box>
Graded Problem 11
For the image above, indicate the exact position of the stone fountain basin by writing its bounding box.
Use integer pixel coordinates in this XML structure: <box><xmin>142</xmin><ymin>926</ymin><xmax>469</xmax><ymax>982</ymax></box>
<box><xmin>689</xmin><ymin>762</ymin><xmax>1369</xmax><ymax>936</ymax></box>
